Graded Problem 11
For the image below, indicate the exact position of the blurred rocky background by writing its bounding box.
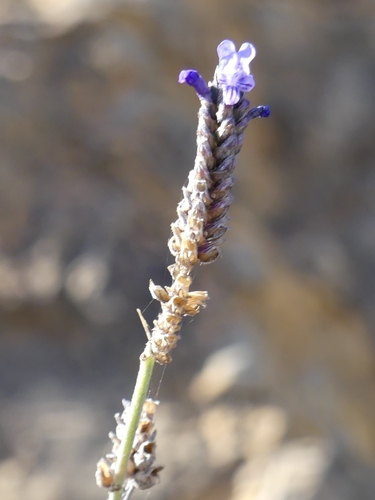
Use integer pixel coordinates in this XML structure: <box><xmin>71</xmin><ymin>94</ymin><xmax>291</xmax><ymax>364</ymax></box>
<box><xmin>0</xmin><ymin>0</ymin><xmax>375</xmax><ymax>499</ymax></box>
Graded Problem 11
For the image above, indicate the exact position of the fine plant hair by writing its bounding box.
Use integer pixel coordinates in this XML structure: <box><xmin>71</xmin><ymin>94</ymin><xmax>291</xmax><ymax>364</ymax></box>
<box><xmin>96</xmin><ymin>40</ymin><xmax>270</xmax><ymax>500</ymax></box>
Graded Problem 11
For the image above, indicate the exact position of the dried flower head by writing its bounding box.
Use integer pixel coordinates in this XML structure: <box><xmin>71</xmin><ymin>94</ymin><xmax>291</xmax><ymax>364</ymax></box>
<box><xmin>96</xmin><ymin>399</ymin><xmax>162</xmax><ymax>493</ymax></box>
<box><xmin>216</xmin><ymin>39</ymin><xmax>256</xmax><ymax>105</ymax></box>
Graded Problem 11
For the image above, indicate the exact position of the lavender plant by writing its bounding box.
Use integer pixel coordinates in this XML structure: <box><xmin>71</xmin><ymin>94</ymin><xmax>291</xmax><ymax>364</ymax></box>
<box><xmin>96</xmin><ymin>39</ymin><xmax>269</xmax><ymax>500</ymax></box>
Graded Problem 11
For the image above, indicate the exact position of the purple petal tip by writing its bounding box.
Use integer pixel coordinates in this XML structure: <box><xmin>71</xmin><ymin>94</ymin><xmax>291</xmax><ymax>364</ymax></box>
<box><xmin>178</xmin><ymin>69</ymin><xmax>210</xmax><ymax>100</ymax></box>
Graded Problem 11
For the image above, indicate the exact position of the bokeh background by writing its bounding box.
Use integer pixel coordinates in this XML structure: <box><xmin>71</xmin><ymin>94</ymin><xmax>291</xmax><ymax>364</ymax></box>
<box><xmin>1</xmin><ymin>1</ymin><xmax>375</xmax><ymax>499</ymax></box>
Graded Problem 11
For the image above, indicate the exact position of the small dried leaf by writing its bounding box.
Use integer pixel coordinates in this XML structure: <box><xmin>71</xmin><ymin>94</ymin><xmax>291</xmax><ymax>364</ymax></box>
<box><xmin>149</xmin><ymin>280</ymin><xmax>170</xmax><ymax>302</ymax></box>
<box><xmin>96</xmin><ymin>458</ymin><xmax>114</xmax><ymax>488</ymax></box>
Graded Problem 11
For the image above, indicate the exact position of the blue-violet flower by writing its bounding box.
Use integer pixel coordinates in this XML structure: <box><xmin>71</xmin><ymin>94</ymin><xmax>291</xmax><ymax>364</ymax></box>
<box><xmin>216</xmin><ymin>39</ymin><xmax>256</xmax><ymax>105</ymax></box>
<box><xmin>178</xmin><ymin>69</ymin><xmax>210</xmax><ymax>100</ymax></box>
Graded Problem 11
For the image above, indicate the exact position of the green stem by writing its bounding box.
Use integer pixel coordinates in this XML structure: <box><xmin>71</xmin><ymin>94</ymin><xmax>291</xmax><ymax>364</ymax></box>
<box><xmin>108</xmin><ymin>352</ymin><xmax>156</xmax><ymax>500</ymax></box>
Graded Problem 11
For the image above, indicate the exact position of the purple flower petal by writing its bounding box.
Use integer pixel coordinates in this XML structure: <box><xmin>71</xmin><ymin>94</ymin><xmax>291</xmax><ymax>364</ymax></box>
<box><xmin>216</xmin><ymin>39</ymin><xmax>257</xmax><ymax>105</ymax></box>
<box><xmin>223</xmin><ymin>86</ymin><xmax>241</xmax><ymax>106</ymax></box>
<box><xmin>217</xmin><ymin>40</ymin><xmax>236</xmax><ymax>59</ymax></box>
<box><xmin>238</xmin><ymin>43</ymin><xmax>256</xmax><ymax>73</ymax></box>
<box><xmin>236</xmin><ymin>74</ymin><xmax>255</xmax><ymax>92</ymax></box>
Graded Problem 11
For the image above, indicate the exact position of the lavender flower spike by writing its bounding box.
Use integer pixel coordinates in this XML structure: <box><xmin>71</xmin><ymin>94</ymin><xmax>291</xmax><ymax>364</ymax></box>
<box><xmin>216</xmin><ymin>39</ymin><xmax>256</xmax><ymax>105</ymax></box>
<box><xmin>178</xmin><ymin>69</ymin><xmax>211</xmax><ymax>101</ymax></box>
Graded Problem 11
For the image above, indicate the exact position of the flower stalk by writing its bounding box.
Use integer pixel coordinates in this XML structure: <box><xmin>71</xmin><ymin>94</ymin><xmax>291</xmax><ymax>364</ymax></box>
<box><xmin>96</xmin><ymin>39</ymin><xmax>269</xmax><ymax>499</ymax></box>
<box><xmin>108</xmin><ymin>354</ymin><xmax>155</xmax><ymax>500</ymax></box>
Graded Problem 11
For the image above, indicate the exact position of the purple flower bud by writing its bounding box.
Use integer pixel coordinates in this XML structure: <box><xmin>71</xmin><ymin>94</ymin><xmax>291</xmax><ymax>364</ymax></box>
<box><xmin>248</xmin><ymin>105</ymin><xmax>271</xmax><ymax>118</ymax></box>
<box><xmin>216</xmin><ymin>39</ymin><xmax>256</xmax><ymax>106</ymax></box>
<box><xmin>178</xmin><ymin>69</ymin><xmax>211</xmax><ymax>100</ymax></box>
<box><xmin>236</xmin><ymin>105</ymin><xmax>271</xmax><ymax>133</ymax></box>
